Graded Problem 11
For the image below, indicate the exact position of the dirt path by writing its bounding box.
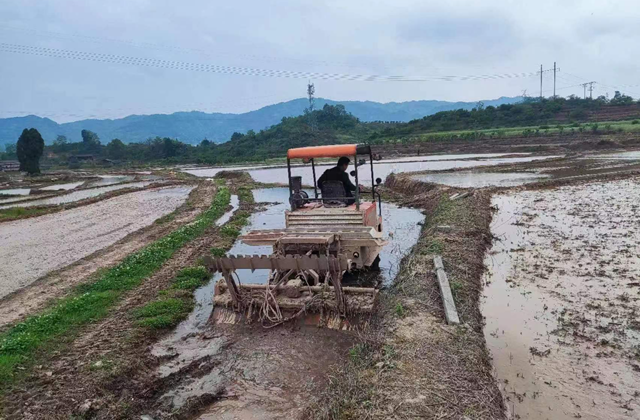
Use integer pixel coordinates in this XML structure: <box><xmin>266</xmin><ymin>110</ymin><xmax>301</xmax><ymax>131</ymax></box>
<box><xmin>483</xmin><ymin>177</ymin><xmax>640</xmax><ymax>419</ymax></box>
<box><xmin>0</xmin><ymin>183</ymin><xmax>215</xmax><ymax>330</ymax></box>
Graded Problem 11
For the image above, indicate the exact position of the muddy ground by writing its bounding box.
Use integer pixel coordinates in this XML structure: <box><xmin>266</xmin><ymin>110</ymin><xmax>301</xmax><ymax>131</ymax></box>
<box><xmin>0</xmin><ymin>185</ymin><xmax>194</xmax><ymax>300</ymax></box>
<box><xmin>0</xmin><ymin>181</ymin><xmax>216</xmax><ymax>331</ymax></box>
<box><xmin>484</xmin><ymin>177</ymin><xmax>640</xmax><ymax>420</ymax></box>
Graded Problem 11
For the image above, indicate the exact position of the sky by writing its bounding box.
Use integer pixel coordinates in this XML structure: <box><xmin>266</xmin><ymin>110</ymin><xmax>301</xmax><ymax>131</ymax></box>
<box><xmin>1</xmin><ymin>0</ymin><xmax>639</xmax><ymax>122</ymax></box>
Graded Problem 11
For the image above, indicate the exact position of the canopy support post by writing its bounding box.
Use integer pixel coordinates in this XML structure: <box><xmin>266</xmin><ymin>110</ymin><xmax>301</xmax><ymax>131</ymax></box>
<box><xmin>311</xmin><ymin>158</ymin><xmax>318</xmax><ymax>199</ymax></box>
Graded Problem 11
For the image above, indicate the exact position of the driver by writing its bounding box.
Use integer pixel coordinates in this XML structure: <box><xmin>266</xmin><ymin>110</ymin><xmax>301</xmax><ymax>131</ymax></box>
<box><xmin>318</xmin><ymin>156</ymin><xmax>358</xmax><ymax>200</ymax></box>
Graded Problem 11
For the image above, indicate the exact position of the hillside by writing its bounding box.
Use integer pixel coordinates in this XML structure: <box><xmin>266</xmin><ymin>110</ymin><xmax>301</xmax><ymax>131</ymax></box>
<box><xmin>0</xmin><ymin>96</ymin><xmax>522</xmax><ymax>148</ymax></box>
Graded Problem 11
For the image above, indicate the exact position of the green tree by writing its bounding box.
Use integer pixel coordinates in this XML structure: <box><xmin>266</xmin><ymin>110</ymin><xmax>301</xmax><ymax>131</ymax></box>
<box><xmin>106</xmin><ymin>138</ymin><xmax>126</xmax><ymax>159</ymax></box>
<box><xmin>81</xmin><ymin>129</ymin><xmax>101</xmax><ymax>153</ymax></box>
<box><xmin>4</xmin><ymin>143</ymin><xmax>16</xmax><ymax>156</ymax></box>
<box><xmin>16</xmin><ymin>128</ymin><xmax>45</xmax><ymax>174</ymax></box>
<box><xmin>53</xmin><ymin>135</ymin><xmax>68</xmax><ymax>146</ymax></box>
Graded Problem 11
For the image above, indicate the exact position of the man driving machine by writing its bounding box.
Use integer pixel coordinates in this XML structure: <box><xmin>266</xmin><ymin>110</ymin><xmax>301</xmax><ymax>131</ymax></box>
<box><xmin>318</xmin><ymin>156</ymin><xmax>361</xmax><ymax>203</ymax></box>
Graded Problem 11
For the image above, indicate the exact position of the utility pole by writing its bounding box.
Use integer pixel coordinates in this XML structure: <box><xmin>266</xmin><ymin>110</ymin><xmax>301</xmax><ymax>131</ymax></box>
<box><xmin>537</xmin><ymin>64</ymin><xmax>557</xmax><ymax>99</ymax></box>
<box><xmin>581</xmin><ymin>81</ymin><xmax>596</xmax><ymax>99</ymax></box>
<box><xmin>540</xmin><ymin>64</ymin><xmax>543</xmax><ymax>99</ymax></box>
<box><xmin>553</xmin><ymin>62</ymin><xmax>557</xmax><ymax>98</ymax></box>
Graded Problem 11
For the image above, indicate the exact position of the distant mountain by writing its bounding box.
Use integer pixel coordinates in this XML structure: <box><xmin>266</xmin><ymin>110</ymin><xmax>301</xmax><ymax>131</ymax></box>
<box><xmin>0</xmin><ymin>96</ymin><xmax>522</xmax><ymax>147</ymax></box>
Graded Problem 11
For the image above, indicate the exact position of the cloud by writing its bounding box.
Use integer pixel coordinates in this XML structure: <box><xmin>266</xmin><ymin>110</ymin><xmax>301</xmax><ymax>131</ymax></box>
<box><xmin>0</xmin><ymin>0</ymin><xmax>639</xmax><ymax>122</ymax></box>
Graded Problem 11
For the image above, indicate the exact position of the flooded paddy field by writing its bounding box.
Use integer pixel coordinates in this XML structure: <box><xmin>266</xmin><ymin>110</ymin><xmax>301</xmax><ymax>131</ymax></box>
<box><xmin>183</xmin><ymin>153</ymin><xmax>560</xmax><ymax>184</ymax></box>
<box><xmin>482</xmin><ymin>178</ymin><xmax>640</xmax><ymax>419</ymax></box>
<box><xmin>0</xmin><ymin>181</ymin><xmax>155</xmax><ymax>209</ymax></box>
<box><xmin>412</xmin><ymin>171</ymin><xmax>550</xmax><ymax>188</ymax></box>
<box><xmin>0</xmin><ymin>185</ymin><xmax>193</xmax><ymax>299</ymax></box>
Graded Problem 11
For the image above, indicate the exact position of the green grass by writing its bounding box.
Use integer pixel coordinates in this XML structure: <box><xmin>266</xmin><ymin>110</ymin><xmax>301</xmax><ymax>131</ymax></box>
<box><xmin>210</xmin><ymin>247</ymin><xmax>226</xmax><ymax>257</ymax></box>
<box><xmin>134</xmin><ymin>297</ymin><xmax>193</xmax><ymax>329</ymax></box>
<box><xmin>170</xmin><ymin>266</ymin><xmax>210</xmax><ymax>291</ymax></box>
<box><xmin>0</xmin><ymin>186</ymin><xmax>231</xmax><ymax>388</ymax></box>
<box><xmin>0</xmin><ymin>207</ymin><xmax>51</xmax><ymax>220</ymax></box>
<box><xmin>135</xmin><ymin>188</ymin><xmax>256</xmax><ymax>331</ymax></box>
<box><xmin>375</xmin><ymin>118</ymin><xmax>640</xmax><ymax>144</ymax></box>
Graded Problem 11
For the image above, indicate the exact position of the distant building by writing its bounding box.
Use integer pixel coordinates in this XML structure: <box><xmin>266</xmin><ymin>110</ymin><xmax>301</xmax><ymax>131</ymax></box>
<box><xmin>0</xmin><ymin>160</ymin><xmax>20</xmax><ymax>171</ymax></box>
<box><xmin>68</xmin><ymin>154</ymin><xmax>95</xmax><ymax>164</ymax></box>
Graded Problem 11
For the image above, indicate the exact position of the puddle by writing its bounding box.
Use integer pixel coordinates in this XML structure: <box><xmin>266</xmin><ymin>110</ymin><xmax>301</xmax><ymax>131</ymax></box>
<box><xmin>482</xmin><ymin>180</ymin><xmax>640</xmax><ymax>420</ymax></box>
<box><xmin>412</xmin><ymin>171</ymin><xmax>549</xmax><ymax>188</ymax></box>
<box><xmin>183</xmin><ymin>154</ymin><xmax>560</xmax><ymax>184</ymax></box>
<box><xmin>0</xmin><ymin>182</ymin><xmax>152</xmax><ymax>209</ymax></box>
<box><xmin>83</xmin><ymin>175</ymin><xmax>135</xmax><ymax>187</ymax></box>
<box><xmin>152</xmin><ymin>187</ymin><xmax>424</xmax><ymax>414</ymax></box>
<box><xmin>585</xmin><ymin>151</ymin><xmax>640</xmax><ymax>160</ymax></box>
<box><xmin>39</xmin><ymin>182</ymin><xmax>85</xmax><ymax>191</ymax></box>
<box><xmin>0</xmin><ymin>188</ymin><xmax>30</xmax><ymax>196</ymax></box>
<box><xmin>379</xmin><ymin>152</ymin><xmax>530</xmax><ymax>163</ymax></box>
<box><xmin>215</xmin><ymin>195</ymin><xmax>240</xmax><ymax>226</ymax></box>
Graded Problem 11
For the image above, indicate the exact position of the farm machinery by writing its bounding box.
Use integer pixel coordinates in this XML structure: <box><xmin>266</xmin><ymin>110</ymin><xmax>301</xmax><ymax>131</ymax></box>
<box><xmin>205</xmin><ymin>144</ymin><xmax>387</xmax><ymax>328</ymax></box>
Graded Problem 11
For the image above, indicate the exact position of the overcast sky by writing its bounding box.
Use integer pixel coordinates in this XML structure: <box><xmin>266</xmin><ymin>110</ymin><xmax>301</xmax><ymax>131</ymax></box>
<box><xmin>1</xmin><ymin>0</ymin><xmax>639</xmax><ymax>122</ymax></box>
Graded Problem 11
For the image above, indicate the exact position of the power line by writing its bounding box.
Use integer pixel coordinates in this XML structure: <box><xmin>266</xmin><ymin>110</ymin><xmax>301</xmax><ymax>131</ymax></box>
<box><xmin>0</xmin><ymin>42</ymin><xmax>541</xmax><ymax>83</ymax></box>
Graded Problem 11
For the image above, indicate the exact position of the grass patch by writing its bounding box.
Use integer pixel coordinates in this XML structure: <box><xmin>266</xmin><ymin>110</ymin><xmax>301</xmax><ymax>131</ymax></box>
<box><xmin>237</xmin><ymin>186</ymin><xmax>255</xmax><ymax>204</ymax></box>
<box><xmin>0</xmin><ymin>207</ymin><xmax>51</xmax><ymax>220</ymax></box>
<box><xmin>171</xmin><ymin>266</ymin><xmax>210</xmax><ymax>291</ymax></box>
<box><xmin>220</xmin><ymin>225</ymin><xmax>241</xmax><ymax>238</ymax></box>
<box><xmin>210</xmin><ymin>247</ymin><xmax>226</xmax><ymax>257</ymax></box>
<box><xmin>0</xmin><ymin>186</ymin><xmax>231</xmax><ymax>389</ymax></box>
<box><xmin>394</xmin><ymin>303</ymin><xmax>405</xmax><ymax>318</ymax></box>
<box><xmin>134</xmin><ymin>187</ymin><xmax>255</xmax><ymax>332</ymax></box>
<box><xmin>134</xmin><ymin>297</ymin><xmax>193</xmax><ymax>329</ymax></box>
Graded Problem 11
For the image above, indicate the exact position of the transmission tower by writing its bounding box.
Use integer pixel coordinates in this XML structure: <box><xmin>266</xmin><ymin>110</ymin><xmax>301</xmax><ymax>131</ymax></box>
<box><xmin>581</xmin><ymin>81</ymin><xmax>596</xmax><ymax>99</ymax></box>
<box><xmin>306</xmin><ymin>82</ymin><xmax>317</xmax><ymax>131</ymax></box>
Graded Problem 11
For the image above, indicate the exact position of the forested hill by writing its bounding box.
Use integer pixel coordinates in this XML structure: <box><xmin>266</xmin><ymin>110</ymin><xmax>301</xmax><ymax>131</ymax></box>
<box><xmin>3</xmin><ymin>95</ymin><xmax>639</xmax><ymax>166</ymax></box>
<box><xmin>0</xmin><ymin>96</ymin><xmax>522</xmax><ymax>147</ymax></box>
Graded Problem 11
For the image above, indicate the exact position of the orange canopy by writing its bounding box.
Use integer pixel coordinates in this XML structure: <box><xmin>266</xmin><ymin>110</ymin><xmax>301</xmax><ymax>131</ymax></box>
<box><xmin>287</xmin><ymin>144</ymin><xmax>358</xmax><ymax>160</ymax></box>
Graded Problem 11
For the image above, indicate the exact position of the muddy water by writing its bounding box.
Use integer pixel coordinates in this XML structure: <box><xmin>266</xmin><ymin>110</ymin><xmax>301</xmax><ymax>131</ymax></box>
<box><xmin>39</xmin><ymin>182</ymin><xmax>85</xmax><ymax>191</ymax></box>
<box><xmin>482</xmin><ymin>179</ymin><xmax>640</xmax><ymax>420</ymax></box>
<box><xmin>183</xmin><ymin>154</ymin><xmax>560</xmax><ymax>184</ymax></box>
<box><xmin>587</xmin><ymin>151</ymin><xmax>640</xmax><ymax>160</ymax></box>
<box><xmin>0</xmin><ymin>188</ymin><xmax>30</xmax><ymax>196</ymax></box>
<box><xmin>412</xmin><ymin>171</ymin><xmax>549</xmax><ymax>188</ymax></box>
<box><xmin>0</xmin><ymin>182</ymin><xmax>153</xmax><ymax>209</ymax></box>
<box><xmin>215</xmin><ymin>195</ymin><xmax>240</xmax><ymax>227</ymax></box>
<box><xmin>151</xmin><ymin>188</ymin><xmax>424</xmax><ymax>418</ymax></box>
<box><xmin>83</xmin><ymin>174</ymin><xmax>135</xmax><ymax>187</ymax></box>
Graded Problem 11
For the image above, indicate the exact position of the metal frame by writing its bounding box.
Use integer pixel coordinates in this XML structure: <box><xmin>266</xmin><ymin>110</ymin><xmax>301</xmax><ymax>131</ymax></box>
<box><xmin>286</xmin><ymin>144</ymin><xmax>378</xmax><ymax>212</ymax></box>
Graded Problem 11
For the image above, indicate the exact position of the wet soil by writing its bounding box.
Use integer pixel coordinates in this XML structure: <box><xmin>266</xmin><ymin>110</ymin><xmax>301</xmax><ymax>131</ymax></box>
<box><xmin>0</xmin><ymin>182</ymin><xmax>215</xmax><ymax>330</ymax></box>
<box><xmin>307</xmin><ymin>176</ymin><xmax>506</xmax><ymax>419</ymax></box>
<box><xmin>0</xmin><ymin>181</ymin><xmax>155</xmax><ymax>209</ymax></box>
<box><xmin>0</xmin><ymin>185</ymin><xmax>194</xmax><ymax>299</ymax></box>
<box><xmin>483</xmin><ymin>177</ymin><xmax>640</xmax><ymax>419</ymax></box>
<box><xmin>0</xmin><ymin>183</ymin><xmax>228</xmax><ymax>419</ymax></box>
<box><xmin>146</xmin><ymin>187</ymin><xmax>425</xmax><ymax>419</ymax></box>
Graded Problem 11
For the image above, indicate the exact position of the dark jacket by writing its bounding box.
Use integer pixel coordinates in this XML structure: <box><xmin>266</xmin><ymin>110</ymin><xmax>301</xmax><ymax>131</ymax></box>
<box><xmin>318</xmin><ymin>166</ymin><xmax>357</xmax><ymax>196</ymax></box>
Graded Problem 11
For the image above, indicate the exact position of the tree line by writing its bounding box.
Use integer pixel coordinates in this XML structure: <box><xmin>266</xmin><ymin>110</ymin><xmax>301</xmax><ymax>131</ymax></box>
<box><xmin>3</xmin><ymin>96</ymin><xmax>640</xmax><ymax>172</ymax></box>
